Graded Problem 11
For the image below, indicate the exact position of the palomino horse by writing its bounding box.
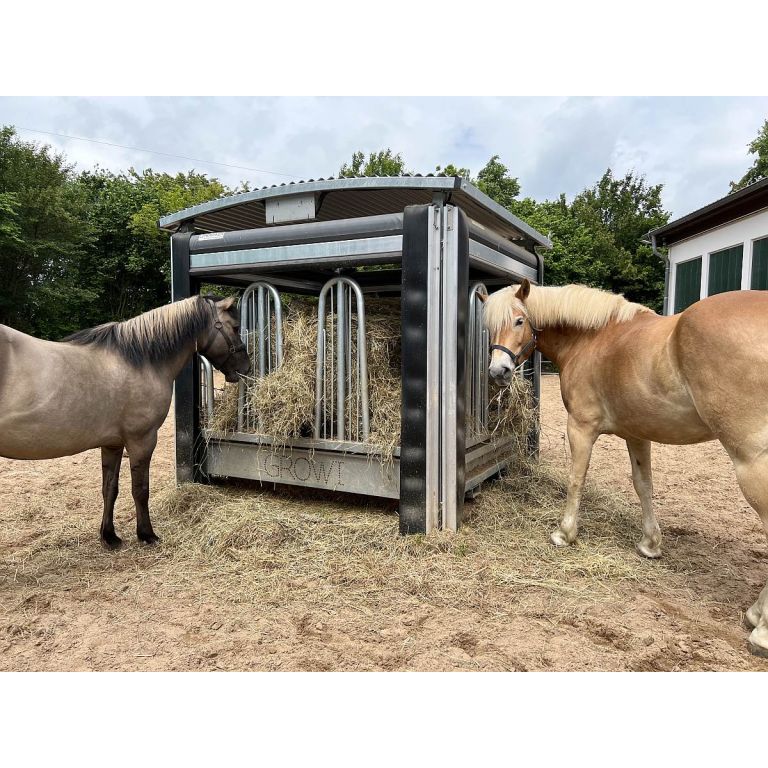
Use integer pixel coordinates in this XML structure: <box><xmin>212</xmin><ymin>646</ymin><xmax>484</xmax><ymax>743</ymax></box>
<box><xmin>483</xmin><ymin>279</ymin><xmax>768</xmax><ymax>657</ymax></box>
<box><xmin>0</xmin><ymin>295</ymin><xmax>249</xmax><ymax>547</ymax></box>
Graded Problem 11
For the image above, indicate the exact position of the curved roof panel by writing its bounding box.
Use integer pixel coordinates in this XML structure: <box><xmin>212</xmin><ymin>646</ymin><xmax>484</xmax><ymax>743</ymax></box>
<box><xmin>158</xmin><ymin>175</ymin><xmax>552</xmax><ymax>251</ymax></box>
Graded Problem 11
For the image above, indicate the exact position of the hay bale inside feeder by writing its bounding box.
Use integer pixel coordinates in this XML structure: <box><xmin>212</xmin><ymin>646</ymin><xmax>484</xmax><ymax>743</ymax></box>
<box><xmin>206</xmin><ymin>295</ymin><xmax>535</xmax><ymax>466</ymax></box>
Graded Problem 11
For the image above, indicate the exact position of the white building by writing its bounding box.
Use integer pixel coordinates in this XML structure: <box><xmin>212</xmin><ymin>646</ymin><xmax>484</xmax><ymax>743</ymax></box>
<box><xmin>649</xmin><ymin>177</ymin><xmax>768</xmax><ymax>315</ymax></box>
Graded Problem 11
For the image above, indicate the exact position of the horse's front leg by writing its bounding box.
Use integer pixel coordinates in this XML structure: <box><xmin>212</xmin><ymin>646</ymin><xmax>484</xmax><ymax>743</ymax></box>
<box><xmin>551</xmin><ymin>418</ymin><xmax>597</xmax><ymax>547</ymax></box>
<box><xmin>626</xmin><ymin>437</ymin><xmax>662</xmax><ymax>558</ymax></box>
<box><xmin>100</xmin><ymin>445</ymin><xmax>124</xmax><ymax>549</ymax></box>
<box><xmin>126</xmin><ymin>431</ymin><xmax>160</xmax><ymax>545</ymax></box>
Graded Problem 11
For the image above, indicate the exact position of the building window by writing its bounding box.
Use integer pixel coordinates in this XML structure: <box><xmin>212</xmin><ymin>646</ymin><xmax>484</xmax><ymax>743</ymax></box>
<box><xmin>708</xmin><ymin>244</ymin><xmax>743</xmax><ymax>296</ymax></box>
<box><xmin>751</xmin><ymin>236</ymin><xmax>768</xmax><ymax>290</ymax></box>
<box><xmin>674</xmin><ymin>257</ymin><xmax>702</xmax><ymax>313</ymax></box>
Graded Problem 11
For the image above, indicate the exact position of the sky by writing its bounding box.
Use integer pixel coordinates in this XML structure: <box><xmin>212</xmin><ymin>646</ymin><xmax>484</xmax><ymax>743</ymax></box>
<box><xmin>1</xmin><ymin>96</ymin><xmax>767</xmax><ymax>220</ymax></box>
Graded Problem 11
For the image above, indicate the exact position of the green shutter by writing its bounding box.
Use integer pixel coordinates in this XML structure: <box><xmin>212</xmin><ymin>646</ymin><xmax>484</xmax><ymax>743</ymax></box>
<box><xmin>674</xmin><ymin>257</ymin><xmax>702</xmax><ymax>313</ymax></box>
<box><xmin>751</xmin><ymin>237</ymin><xmax>768</xmax><ymax>290</ymax></box>
<box><xmin>708</xmin><ymin>244</ymin><xmax>743</xmax><ymax>296</ymax></box>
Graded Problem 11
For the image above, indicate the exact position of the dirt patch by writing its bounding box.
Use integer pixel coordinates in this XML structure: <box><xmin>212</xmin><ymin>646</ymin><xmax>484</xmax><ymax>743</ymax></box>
<box><xmin>1</xmin><ymin>376</ymin><xmax>766</xmax><ymax>671</ymax></box>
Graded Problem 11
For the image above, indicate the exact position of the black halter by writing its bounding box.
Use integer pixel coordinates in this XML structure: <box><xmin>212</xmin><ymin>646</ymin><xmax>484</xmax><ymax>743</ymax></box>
<box><xmin>198</xmin><ymin>298</ymin><xmax>240</xmax><ymax>368</ymax></box>
<box><xmin>490</xmin><ymin>322</ymin><xmax>540</xmax><ymax>368</ymax></box>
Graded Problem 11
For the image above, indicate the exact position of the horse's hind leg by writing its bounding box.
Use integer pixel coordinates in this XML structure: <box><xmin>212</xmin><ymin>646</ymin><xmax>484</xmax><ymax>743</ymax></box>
<box><xmin>626</xmin><ymin>438</ymin><xmax>662</xmax><ymax>559</ymax></box>
<box><xmin>551</xmin><ymin>418</ymin><xmax>597</xmax><ymax>547</ymax></box>
<box><xmin>729</xmin><ymin>452</ymin><xmax>768</xmax><ymax>656</ymax></box>
<box><xmin>100</xmin><ymin>446</ymin><xmax>123</xmax><ymax>549</ymax></box>
<box><xmin>126</xmin><ymin>432</ymin><xmax>160</xmax><ymax>545</ymax></box>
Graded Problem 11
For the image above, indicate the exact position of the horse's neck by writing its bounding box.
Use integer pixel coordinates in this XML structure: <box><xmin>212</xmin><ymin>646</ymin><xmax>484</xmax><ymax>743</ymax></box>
<box><xmin>536</xmin><ymin>326</ymin><xmax>594</xmax><ymax>370</ymax></box>
<box><xmin>160</xmin><ymin>338</ymin><xmax>199</xmax><ymax>382</ymax></box>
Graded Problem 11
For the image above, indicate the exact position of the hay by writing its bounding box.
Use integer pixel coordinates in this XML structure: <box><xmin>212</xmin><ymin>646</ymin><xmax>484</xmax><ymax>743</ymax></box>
<box><xmin>207</xmin><ymin>295</ymin><xmax>534</xmax><ymax>463</ymax></box>
<box><xmin>121</xmin><ymin>462</ymin><xmax>675</xmax><ymax>614</ymax></box>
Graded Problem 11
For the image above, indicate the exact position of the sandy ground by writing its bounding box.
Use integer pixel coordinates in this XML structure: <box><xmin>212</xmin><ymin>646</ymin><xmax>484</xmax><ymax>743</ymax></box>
<box><xmin>1</xmin><ymin>375</ymin><xmax>767</xmax><ymax>671</ymax></box>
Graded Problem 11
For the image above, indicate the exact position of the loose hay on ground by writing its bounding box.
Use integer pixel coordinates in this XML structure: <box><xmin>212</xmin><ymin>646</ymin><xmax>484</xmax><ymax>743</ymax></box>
<box><xmin>1</xmin><ymin>460</ymin><xmax>680</xmax><ymax>619</ymax></box>
<box><xmin>0</xmin><ymin>454</ymin><xmax>695</xmax><ymax>631</ymax></box>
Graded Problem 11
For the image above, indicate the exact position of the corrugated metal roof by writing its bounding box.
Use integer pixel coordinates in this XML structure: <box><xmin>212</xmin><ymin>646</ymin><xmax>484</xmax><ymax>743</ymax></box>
<box><xmin>158</xmin><ymin>175</ymin><xmax>552</xmax><ymax>250</ymax></box>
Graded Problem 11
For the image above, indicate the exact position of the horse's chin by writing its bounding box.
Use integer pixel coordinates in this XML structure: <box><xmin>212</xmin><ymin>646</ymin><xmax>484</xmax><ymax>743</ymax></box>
<box><xmin>224</xmin><ymin>371</ymin><xmax>240</xmax><ymax>384</ymax></box>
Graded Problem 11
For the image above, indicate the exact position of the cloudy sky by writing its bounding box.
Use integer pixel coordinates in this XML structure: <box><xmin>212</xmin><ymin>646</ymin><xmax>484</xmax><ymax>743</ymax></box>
<box><xmin>1</xmin><ymin>96</ymin><xmax>767</xmax><ymax>219</ymax></box>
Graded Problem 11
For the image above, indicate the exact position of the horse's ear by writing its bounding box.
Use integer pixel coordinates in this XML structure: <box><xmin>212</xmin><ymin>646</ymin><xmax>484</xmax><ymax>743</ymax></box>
<box><xmin>515</xmin><ymin>279</ymin><xmax>531</xmax><ymax>301</ymax></box>
<box><xmin>218</xmin><ymin>296</ymin><xmax>236</xmax><ymax>310</ymax></box>
<box><xmin>476</xmin><ymin>291</ymin><xmax>488</xmax><ymax>303</ymax></box>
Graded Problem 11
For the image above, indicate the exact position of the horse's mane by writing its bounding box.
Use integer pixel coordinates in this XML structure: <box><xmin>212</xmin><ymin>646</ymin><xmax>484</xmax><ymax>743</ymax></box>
<box><xmin>484</xmin><ymin>284</ymin><xmax>653</xmax><ymax>335</ymax></box>
<box><xmin>63</xmin><ymin>296</ymin><xmax>215</xmax><ymax>366</ymax></box>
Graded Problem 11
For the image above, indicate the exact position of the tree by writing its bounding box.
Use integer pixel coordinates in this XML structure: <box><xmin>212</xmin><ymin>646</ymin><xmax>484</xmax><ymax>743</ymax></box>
<box><xmin>511</xmin><ymin>170</ymin><xmax>670</xmax><ymax>310</ymax></box>
<box><xmin>75</xmin><ymin>167</ymin><xmax>228</xmax><ymax>327</ymax></box>
<box><xmin>475</xmin><ymin>155</ymin><xmax>521</xmax><ymax>209</ymax></box>
<box><xmin>435</xmin><ymin>163</ymin><xmax>471</xmax><ymax>180</ymax></box>
<box><xmin>339</xmin><ymin>149</ymin><xmax>408</xmax><ymax>177</ymax></box>
<box><xmin>0</xmin><ymin>126</ymin><xmax>93</xmax><ymax>336</ymax></box>
<box><xmin>437</xmin><ymin>155</ymin><xmax>521</xmax><ymax>210</ymax></box>
<box><xmin>730</xmin><ymin>119</ymin><xmax>768</xmax><ymax>191</ymax></box>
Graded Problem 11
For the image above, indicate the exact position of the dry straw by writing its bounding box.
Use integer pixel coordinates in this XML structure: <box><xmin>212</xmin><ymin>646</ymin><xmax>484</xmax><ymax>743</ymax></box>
<box><xmin>4</xmin><ymin>460</ymin><xmax>680</xmax><ymax>621</ymax></box>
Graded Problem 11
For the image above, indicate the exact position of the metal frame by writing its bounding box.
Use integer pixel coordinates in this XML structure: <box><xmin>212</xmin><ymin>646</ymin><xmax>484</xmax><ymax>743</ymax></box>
<box><xmin>199</xmin><ymin>355</ymin><xmax>214</xmax><ymax>424</ymax></box>
<box><xmin>237</xmin><ymin>281</ymin><xmax>284</xmax><ymax>432</ymax></box>
<box><xmin>467</xmin><ymin>283</ymin><xmax>490</xmax><ymax>436</ymax></box>
<box><xmin>314</xmin><ymin>276</ymin><xmax>370</xmax><ymax>442</ymax></box>
<box><xmin>167</xmin><ymin>179</ymin><xmax>547</xmax><ymax>534</ymax></box>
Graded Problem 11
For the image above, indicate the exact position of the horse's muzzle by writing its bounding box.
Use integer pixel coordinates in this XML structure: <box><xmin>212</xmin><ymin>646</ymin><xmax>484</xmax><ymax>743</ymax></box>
<box><xmin>489</xmin><ymin>360</ymin><xmax>514</xmax><ymax>386</ymax></box>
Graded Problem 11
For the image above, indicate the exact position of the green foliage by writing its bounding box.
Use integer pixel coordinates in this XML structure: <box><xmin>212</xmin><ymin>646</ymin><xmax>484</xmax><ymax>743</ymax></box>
<box><xmin>730</xmin><ymin>119</ymin><xmax>768</xmax><ymax>191</ymax></box>
<box><xmin>475</xmin><ymin>155</ymin><xmax>521</xmax><ymax>209</ymax></box>
<box><xmin>437</xmin><ymin>155</ymin><xmax>521</xmax><ymax>206</ymax></box>
<box><xmin>511</xmin><ymin>170</ymin><xmax>669</xmax><ymax>310</ymax></box>
<box><xmin>0</xmin><ymin>125</ymin><xmax>228</xmax><ymax>337</ymax></box>
<box><xmin>0</xmin><ymin>126</ymin><xmax>93</xmax><ymax>336</ymax></box>
<box><xmin>339</xmin><ymin>149</ymin><xmax>408</xmax><ymax>177</ymax></box>
<box><xmin>75</xmin><ymin>168</ymin><xmax>227</xmax><ymax>326</ymax></box>
<box><xmin>435</xmin><ymin>163</ymin><xmax>471</xmax><ymax>180</ymax></box>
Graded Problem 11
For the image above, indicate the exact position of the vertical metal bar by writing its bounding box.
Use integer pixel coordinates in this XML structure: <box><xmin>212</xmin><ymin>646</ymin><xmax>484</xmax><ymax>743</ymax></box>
<box><xmin>237</xmin><ymin>282</ymin><xmax>284</xmax><ymax>432</ymax></box>
<box><xmin>314</xmin><ymin>289</ymin><xmax>327</xmax><ymax>439</ymax></box>
<box><xmin>336</xmin><ymin>279</ymin><xmax>345</xmax><ymax>440</ymax></box>
<box><xmin>481</xmin><ymin>327</ymin><xmax>489</xmax><ymax>430</ymax></box>
<box><xmin>256</xmin><ymin>286</ymin><xmax>266</xmax><ymax>432</ymax></box>
<box><xmin>441</xmin><ymin>206</ymin><xmax>459</xmax><ymax>532</ymax></box>
<box><xmin>350</xmin><ymin>281</ymin><xmax>369</xmax><ymax>440</ymax></box>
<box><xmin>347</xmin><ymin>284</ymin><xmax>352</xmax><ymax>439</ymax></box>
<box><xmin>440</xmin><ymin>205</ymin><xmax>469</xmax><ymax>533</ymax></box>
<box><xmin>199</xmin><ymin>355</ymin><xmax>214</xmax><ymax>423</ymax></box>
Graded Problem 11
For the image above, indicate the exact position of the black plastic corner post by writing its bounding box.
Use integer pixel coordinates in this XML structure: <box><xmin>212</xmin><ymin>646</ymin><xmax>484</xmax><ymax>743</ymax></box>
<box><xmin>399</xmin><ymin>205</ymin><xmax>434</xmax><ymax>534</ymax></box>
<box><xmin>170</xmin><ymin>229</ymin><xmax>200</xmax><ymax>485</ymax></box>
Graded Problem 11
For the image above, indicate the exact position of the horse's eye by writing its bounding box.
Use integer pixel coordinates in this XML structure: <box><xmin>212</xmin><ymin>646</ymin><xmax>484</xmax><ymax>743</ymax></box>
<box><xmin>515</xmin><ymin>318</ymin><xmax>524</xmax><ymax>326</ymax></box>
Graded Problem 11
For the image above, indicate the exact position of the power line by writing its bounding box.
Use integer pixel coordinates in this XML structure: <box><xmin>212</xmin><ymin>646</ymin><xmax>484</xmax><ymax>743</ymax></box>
<box><xmin>14</xmin><ymin>126</ymin><xmax>299</xmax><ymax>178</ymax></box>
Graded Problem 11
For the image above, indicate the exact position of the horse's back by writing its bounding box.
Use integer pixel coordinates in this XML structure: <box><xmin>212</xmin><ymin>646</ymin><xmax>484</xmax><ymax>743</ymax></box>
<box><xmin>673</xmin><ymin>291</ymin><xmax>768</xmax><ymax>454</ymax></box>
<box><xmin>675</xmin><ymin>291</ymin><xmax>768</xmax><ymax>363</ymax></box>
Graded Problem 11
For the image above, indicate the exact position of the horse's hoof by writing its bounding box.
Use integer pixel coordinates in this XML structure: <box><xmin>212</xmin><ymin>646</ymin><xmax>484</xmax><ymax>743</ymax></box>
<box><xmin>747</xmin><ymin>639</ymin><xmax>768</xmax><ymax>659</ymax></box>
<box><xmin>101</xmin><ymin>533</ymin><xmax>123</xmax><ymax>550</ymax></box>
<box><xmin>745</xmin><ymin>603</ymin><xmax>761</xmax><ymax>629</ymax></box>
<box><xmin>138</xmin><ymin>532</ymin><xmax>160</xmax><ymax>545</ymax></box>
<box><xmin>636</xmin><ymin>541</ymin><xmax>662</xmax><ymax>559</ymax></box>
<box><xmin>550</xmin><ymin>529</ymin><xmax>572</xmax><ymax>547</ymax></box>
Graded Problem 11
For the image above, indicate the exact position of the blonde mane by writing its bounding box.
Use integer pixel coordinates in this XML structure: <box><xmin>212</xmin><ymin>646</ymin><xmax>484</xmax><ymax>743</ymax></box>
<box><xmin>484</xmin><ymin>284</ymin><xmax>653</xmax><ymax>335</ymax></box>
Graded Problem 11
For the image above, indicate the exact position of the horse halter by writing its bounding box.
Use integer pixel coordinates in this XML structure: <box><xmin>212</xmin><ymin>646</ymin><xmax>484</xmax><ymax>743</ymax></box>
<box><xmin>198</xmin><ymin>298</ymin><xmax>241</xmax><ymax>369</ymax></box>
<box><xmin>490</xmin><ymin>316</ymin><xmax>541</xmax><ymax>369</ymax></box>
